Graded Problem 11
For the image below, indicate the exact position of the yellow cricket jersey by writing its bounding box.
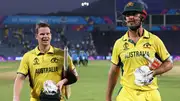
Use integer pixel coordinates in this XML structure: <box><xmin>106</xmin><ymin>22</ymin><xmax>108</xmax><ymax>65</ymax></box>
<box><xmin>17</xmin><ymin>46</ymin><xmax>75</xmax><ymax>100</ymax></box>
<box><xmin>111</xmin><ymin>29</ymin><xmax>170</xmax><ymax>90</ymax></box>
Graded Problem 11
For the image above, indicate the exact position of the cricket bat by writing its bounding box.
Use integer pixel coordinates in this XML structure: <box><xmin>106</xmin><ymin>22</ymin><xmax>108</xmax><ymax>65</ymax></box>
<box><xmin>143</xmin><ymin>54</ymin><xmax>162</xmax><ymax>70</ymax></box>
<box><xmin>64</xmin><ymin>46</ymin><xmax>71</xmax><ymax>99</ymax></box>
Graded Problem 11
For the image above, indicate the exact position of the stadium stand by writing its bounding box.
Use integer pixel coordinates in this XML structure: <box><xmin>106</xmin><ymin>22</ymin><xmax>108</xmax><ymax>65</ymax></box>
<box><xmin>0</xmin><ymin>0</ymin><xmax>180</xmax><ymax>61</ymax></box>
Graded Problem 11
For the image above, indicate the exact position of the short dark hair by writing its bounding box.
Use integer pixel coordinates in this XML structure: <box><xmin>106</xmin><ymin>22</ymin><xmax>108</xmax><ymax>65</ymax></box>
<box><xmin>35</xmin><ymin>22</ymin><xmax>50</xmax><ymax>34</ymax></box>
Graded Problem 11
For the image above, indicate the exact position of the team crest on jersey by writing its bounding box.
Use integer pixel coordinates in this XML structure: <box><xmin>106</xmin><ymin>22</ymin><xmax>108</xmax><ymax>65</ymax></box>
<box><xmin>51</xmin><ymin>57</ymin><xmax>59</xmax><ymax>63</ymax></box>
<box><xmin>33</xmin><ymin>57</ymin><xmax>40</xmax><ymax>65</ymax></box>
<box><xmin>143</xmin><ymin>42</ymin><xmax>151</xmax><ymax>48</ymax></box>
<box><xmin>126</xmin><ymin>2</ymin><xmax>134</xmax><ymax>7</ymax></box>
<box><xmin>123</xmin><ymin>42</ymin><xmax>129</xmax><ymax>50</ymax></box>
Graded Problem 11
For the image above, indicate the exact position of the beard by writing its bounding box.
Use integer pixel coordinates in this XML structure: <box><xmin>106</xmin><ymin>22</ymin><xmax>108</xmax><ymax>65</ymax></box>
<box><xmin>126</xmin><ymin>20</ymin><xmax>142</xmax><ymax>31</ymax></box>
<box><xmin>129</xmin><ymin>24</ymin><xmax>141</xmax><ymax>31</ymax></box>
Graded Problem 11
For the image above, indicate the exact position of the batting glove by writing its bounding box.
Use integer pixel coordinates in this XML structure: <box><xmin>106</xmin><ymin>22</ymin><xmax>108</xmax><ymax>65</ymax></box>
<box><xmin>134</xmin><ymin>65</ymin><xmax>154</xmax><ymax>86</ymax></box>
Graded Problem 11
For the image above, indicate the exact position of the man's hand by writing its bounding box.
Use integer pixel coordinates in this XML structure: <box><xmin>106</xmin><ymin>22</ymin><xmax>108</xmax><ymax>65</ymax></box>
<box><xmin>106</xmin><ymin>98</ymin><xmax>112</xmax><ymax>101</ymax></box>
<box><xmin>13</xmin><ymin>96</ymin><xmax>20</xmax><ymax>101</ymax></box>
<box><xmin>148</xmin><ymin>58</ymin><xmax>162</xmax><ymax>70</ymax></box>
<box><xmin>56</xmin><ymin>79</ymin><xmax>68</xmax><ymax>92</ymax></box>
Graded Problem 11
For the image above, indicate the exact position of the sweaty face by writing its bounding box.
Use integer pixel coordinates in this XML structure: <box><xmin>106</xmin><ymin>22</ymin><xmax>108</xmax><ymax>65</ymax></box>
<box><xmin>125</xmin><ymin>12</ymin><xmax>142</xmax><ymax>30</ymax></box>
<box><xmin>36</xmin><ymin>27</ymin><xmax>52</xmax><ymax>46</ymax></box>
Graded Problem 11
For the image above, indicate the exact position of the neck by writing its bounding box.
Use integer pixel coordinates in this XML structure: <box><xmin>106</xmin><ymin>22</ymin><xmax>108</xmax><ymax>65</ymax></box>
<box><xmin>128</xmin><ymin>26</ymin><xmax>143</xmax><ymax>38</ymax></box>
<box><xmin>38</xmin><ymin>45</ymin><xmax>50</xmax><ymax>53</ymax></box>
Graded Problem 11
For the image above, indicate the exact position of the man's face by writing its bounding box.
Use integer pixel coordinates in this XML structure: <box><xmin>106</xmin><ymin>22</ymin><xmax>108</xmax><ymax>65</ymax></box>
<box><xmin>36</xmin><ymin>27</ymin><xmax>52</xmax><ymax>46</ymax></box>
<box><xmin>125</xmin><ymin>12</ymin><xmax>142</xmax><ymax>27</ymax></box>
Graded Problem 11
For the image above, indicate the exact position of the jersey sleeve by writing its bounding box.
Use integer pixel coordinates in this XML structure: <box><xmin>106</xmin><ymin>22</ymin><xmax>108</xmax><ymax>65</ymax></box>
<box><xmin>154</xmin><ymin>36</ymin><xmax>170</xmax><ymax>61</ymax></box>
<box><xmin>17</xmin><ymin>53</ymin><xmax>29</xmax><ymax>76</ymax></box>
<box><xmin>111</xmin><ymin>40</ymin><xmax>121</xmax><ymax>65</ymax></box>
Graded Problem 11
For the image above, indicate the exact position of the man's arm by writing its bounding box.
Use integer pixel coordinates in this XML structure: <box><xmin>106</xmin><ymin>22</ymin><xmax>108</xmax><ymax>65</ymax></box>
<box><xmin>106</xmin><ymin>63</ymin><xmax>120</xmax><ymax>101</ymax></box>
<box><xmin>63</xmin><ymin>68</ymin><xmax>78</xmax><ymax>85</ymax></box>
<box><xmin>65</xmin><ymin>52</ymin><xmax>79</xmax><ymax>85</ymax></box>
<box><xmin>153</xmin><ymin>58</ymin><xmax>173</xmax><ymax>76</ymax></box>
<box><xmin>13</xmin><ymin>74</ymin><xmax>26</xmax><ymax>101</ymax></box>
<box><xmin>153</xmin><ymin>36</ymin><xmax>173</xmax><ymax>76</ymax></box>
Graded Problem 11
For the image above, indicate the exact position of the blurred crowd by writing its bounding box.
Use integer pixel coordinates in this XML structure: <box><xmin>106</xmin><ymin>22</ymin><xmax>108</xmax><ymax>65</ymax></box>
<box><xmin>0</xmin><ymin>26</ymin><xmax>98</xmax><ymax>57</ymax></box>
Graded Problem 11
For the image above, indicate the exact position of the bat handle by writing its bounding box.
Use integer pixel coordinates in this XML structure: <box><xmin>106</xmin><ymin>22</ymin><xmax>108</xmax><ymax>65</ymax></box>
<box><xmin>144</xmin><ymin>54</ymin><xmax>153</xmax><ymax>63</ymax></box>
<box><xmin>64</xmin><ymin>46</ymin><xmax>68</xmax><ymax>71</ymax></box>
<box><xmin>144</xmin><ymin>54</ymin><xmax>162</xmax><ymax>70</ymax></box>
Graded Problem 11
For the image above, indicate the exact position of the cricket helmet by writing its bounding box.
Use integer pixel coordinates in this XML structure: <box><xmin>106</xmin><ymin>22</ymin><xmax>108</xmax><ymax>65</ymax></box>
<box><xmin>122</xmin><ymin>1</ymin><xmax>147</xmax><ymax>19</ymax></box>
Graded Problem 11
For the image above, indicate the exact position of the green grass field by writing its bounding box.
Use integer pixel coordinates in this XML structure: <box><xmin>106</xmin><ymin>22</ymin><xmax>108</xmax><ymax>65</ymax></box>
<box><xmin>0</xmin><ymin>60</ymin><xmax>180</xmax><ymax>101</ymax></box>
